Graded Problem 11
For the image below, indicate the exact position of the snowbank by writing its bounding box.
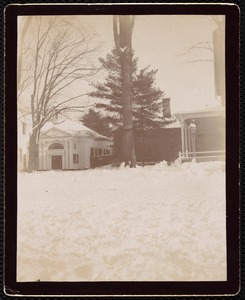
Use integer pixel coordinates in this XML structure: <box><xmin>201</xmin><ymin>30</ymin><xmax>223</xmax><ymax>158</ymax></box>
<box><xmin>17</xmin><ymin>161</ymin><xmax>226</xmax><ymax>282</ymax></box>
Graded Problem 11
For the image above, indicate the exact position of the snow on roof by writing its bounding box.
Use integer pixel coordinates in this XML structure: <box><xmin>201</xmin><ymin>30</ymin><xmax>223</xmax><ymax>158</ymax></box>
<box><xmin>176</xmin><ymin>105</ymin><xmax>225</xmax><ymax>116</ymax></box>
<box><xmin>164</xmin><ymin>118</ymin><xmax>181</xmax><ymax>128</ymax></box>
<box><xmin>175</xmin><ymin>105</ymin><xmax>225</xmax><ymax>121</ymax></box>
<box><xmin>42</xmin><ymin>119</ymin><xmax>109</xmax><ymax>140</ymax></box>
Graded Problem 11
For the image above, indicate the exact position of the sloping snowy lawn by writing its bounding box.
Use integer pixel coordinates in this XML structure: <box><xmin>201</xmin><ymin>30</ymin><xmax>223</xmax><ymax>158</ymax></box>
<box><xmin>17</xmin><ymin>161</ymin><xmax>226</xmax><ymax>282</ymax></box>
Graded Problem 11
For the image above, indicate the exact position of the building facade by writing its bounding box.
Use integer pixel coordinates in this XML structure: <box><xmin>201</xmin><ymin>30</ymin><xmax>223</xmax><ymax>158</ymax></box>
<box><xmin>39</xmin><ymin>119</ymin><xmax>112</xmax><ymax>170</ymax></box>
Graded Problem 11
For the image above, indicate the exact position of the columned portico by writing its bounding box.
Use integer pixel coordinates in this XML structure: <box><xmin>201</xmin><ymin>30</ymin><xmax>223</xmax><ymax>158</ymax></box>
<box><xmin>176</xmin><ymin>106</ymin><xmax>225</xmax><ymax>162</ymax></box>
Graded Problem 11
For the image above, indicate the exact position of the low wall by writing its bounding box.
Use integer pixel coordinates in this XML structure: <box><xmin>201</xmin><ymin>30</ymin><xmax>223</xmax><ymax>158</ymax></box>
<box><xmin>90</xmin><ymin>155</ymin><xmax>115</xmax><ymax>169</ymax></box>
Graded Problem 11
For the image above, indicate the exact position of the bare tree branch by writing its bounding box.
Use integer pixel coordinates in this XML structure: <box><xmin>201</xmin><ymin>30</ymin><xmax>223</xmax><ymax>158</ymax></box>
<box><xmin>187</xmin><ymin>59</ymin><xmax>214</xmax><ymax>63</ymax></box>
<box><xmin>177</xmin><ymin>41</ymin><xmax>214</xmax><ymax>57</ymax></box>
<box><xmin>18</xmin><ymin>16</ymin><xmax>103</xmax><ymax>170</ymax></box>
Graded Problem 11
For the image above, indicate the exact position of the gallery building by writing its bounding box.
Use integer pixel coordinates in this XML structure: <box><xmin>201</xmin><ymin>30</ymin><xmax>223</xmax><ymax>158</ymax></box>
<box><xmin>38</xmin><ymin>118</ymin><xmax>112</xmax><ymax>170</ymax></box>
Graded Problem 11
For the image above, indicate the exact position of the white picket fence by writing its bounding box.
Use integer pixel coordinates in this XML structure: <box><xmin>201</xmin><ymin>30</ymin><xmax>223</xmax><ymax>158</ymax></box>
<box><xmin>179</xmin><ymin>150</ymin><xmax>225</xmax><ymax>162</ymax></box>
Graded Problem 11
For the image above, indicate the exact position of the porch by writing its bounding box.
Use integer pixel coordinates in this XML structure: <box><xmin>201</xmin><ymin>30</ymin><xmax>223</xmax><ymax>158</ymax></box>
<box><xmin>175</xmin><ymin>106</ymin><xmax>225</xmax><ymax>162</ymax></box>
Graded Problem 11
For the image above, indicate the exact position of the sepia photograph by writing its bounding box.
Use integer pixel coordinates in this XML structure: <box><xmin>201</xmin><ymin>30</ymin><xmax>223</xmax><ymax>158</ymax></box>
<box><xmin>4</xmin><ymin>3</ymin><xmax>240</xmax><ymax>297</ymax></box>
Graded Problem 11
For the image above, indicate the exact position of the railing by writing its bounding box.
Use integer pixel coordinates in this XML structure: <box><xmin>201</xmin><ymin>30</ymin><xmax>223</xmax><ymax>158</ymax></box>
<box><xmin>179</xmin><ymin>150</ymin><xmax>225</xmax><ymax>162</ymax></box>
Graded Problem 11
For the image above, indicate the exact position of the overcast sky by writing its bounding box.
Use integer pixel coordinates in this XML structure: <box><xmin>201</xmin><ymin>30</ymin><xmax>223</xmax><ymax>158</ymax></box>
<box><xmin>83</xmin><ymin>14</ymin><xmax>224</xmax><ymax>113</ymax></box>
<box><xmin>18</xmin><ymin>14</ymin><xmax>225</xmax><ymax>115</ymax></box>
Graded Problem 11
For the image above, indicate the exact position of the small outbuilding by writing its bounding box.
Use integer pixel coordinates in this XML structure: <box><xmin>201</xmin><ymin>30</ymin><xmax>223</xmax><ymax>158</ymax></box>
<box><xmin>39</xmin><ymin>118</ymin><xmax>112</xmax><ymax>170</ymax></box>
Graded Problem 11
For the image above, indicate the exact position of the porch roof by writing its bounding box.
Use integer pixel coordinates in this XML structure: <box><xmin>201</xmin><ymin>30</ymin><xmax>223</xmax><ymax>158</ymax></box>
<box><xmin>175</xmin><ymin>105</ymin><xmax>225</xmax><ymax>122</ymax></box>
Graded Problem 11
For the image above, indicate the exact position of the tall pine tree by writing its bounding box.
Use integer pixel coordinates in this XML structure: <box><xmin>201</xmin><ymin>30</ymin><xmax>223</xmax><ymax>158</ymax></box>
<box><xmin>133</xmin><ymin>66</ymin><xmax>164</xmax><ymax>131</ymax></box>
<box><xmin>89</xmin><ymin>48</ymin><xmax>138</xmax><ymax>129</ymax></box>
<box><xmin>132</xmin><ymin>66</ymin><xmax>165</xmax><ymax>165</ymax></box>
<box><xmin>81</xmin><ymin>108</ymin><xmax>111</xmax><ymax>137</ymax></box>
<box><xmin>88</xmin><ymin>48</ymin><xmax>167</xmax><ymax>131</ymax></box>
<box><xmin>82</xmin><ymin>48</ymin><xmax>174</xmax><ymax>163</ymax></box>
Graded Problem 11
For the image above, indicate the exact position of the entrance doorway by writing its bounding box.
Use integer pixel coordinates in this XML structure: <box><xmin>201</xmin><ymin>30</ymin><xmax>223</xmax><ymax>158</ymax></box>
<box><xmin>51</xmin><ymin>155</ymin><xmax>62</xmax><ymax>169</ymax></box>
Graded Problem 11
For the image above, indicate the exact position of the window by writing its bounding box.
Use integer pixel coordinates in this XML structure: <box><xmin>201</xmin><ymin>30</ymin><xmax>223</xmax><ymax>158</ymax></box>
<box><xmin>73</xmin><ymin>154</ymin><xmax>79</xmax><ymax>164</ymax></box>
<box><xmin>49</xmin><ymin>143</ymin><xmax>64</xmax><ymax>150</ymax></box>
<box><xmin>74</xmin><ymin>143</ymin><xmax>77</xmax><ymax>149</ymax></box>
<box><xmin>95</xmin><ymin>148</ymin><xmax>98</xmax><ymax>157</ymax></box>
<box><xmin>22</xmin><ymin>122</ymin><xmax>26</xmax><ymax>135</ymax></box>
<box><xmin>98</xmin><ymin>148</ymin><xmax>102</xmax><ymax>156</ymax></box>
<box><xmin>103</xmin><ymin>149</ymin><xmax>106</xmax><ymax>155</ymax></box>
<box><xmin>90</xmin><ymin>147</ymin><xmax>94</xmax><ymax>157</ymax></box>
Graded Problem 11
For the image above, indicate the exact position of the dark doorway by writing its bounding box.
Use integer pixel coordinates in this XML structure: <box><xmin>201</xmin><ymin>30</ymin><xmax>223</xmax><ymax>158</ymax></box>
<box><xmin>51</xmin><ymin>155</ymin><xmax>62</xmax><ymax>170</ymax></box>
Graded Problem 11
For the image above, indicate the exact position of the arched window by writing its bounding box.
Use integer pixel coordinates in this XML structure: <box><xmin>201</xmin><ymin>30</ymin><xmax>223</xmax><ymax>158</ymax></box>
<box><xmin>48</xmin><ymin>143</ymin><xmax>64</xmax><ymax>150</ymax></box>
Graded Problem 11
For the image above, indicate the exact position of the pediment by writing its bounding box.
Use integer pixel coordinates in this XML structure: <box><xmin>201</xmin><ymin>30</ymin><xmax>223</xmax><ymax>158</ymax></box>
<box><xmin>40</xmin><ymin>127</ymin><xmax>70</xmax><ymax>138</ymax></box>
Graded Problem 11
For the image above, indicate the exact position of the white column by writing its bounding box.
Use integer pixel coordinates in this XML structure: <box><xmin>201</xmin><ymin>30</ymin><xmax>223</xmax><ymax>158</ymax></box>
<box><xmin>187</xmin><ymin>125</ymin><xmax>191</xmax><ymax>155</ymax></box>
<box><xmin>184</xmin><ymin>123</ymin><xmax>188</xmax><ymax>157</ymax></box>
<box><xmin>46</xmin><ymin>143</ymin><xmax>50</xmax><ymax>170</ymax></box>
<box><xmin>66</xmin><ymin>140</ymin><xmax>70</xmax><ymax>169</ymax></box>
<box><xmin>189</xmin><ymin>123</ymin><xmax>197</xmax><ymax>158</ymax></box>
<box><xmin>180</xmin><ymin>121</ymin><xmax>185</xmax><ymax>155</ymax></box>
<box><xmin>40</xmin><ymin>143</ymin><xmax>44</xmax><ymax>169</ymax></box>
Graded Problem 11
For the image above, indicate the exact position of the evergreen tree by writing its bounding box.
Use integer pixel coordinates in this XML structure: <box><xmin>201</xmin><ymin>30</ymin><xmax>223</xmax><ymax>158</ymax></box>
<box><xmin>133</xmin><ymin>66</ymin><xmax>164</xmax><ymax>131</ymax></box>
<box><xmin>88</xmin><ymin>48</ymin><xmax>175</xmax><ymax>163</ymax></box>
<box><xmin>90</xmin><ymin>48</ymin><xmax>168</xmax><ymax>131</ymax></box>
<box><xmin>89</xmin><ymin>48</ymin><xmax>138</xmax><ymax>128</ymax></box>
<box><xmin>81</xmin><ymin>108</ymin><xmax>111</xmax><ymax>137</ymax></box>
<box><xmin>132</xmin><ymin>66</ymin><xmax>165</xmax><ymax>166</ymax></box>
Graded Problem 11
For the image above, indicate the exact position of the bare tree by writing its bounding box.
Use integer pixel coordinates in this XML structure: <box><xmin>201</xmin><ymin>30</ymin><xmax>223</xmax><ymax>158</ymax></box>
<box><xmin>113</xmin><ymin>15</ymin><xmax>136</xmax><ymax>167</ymax></box>
<box><xmin>178</xmin><ymin>16</ymin><xmax>225</xmax><ymax>105</ymax></box>
<box><xmin>18</xmin><ymin>16</ymin><xmax>101</xmax><ymax>171</ymax></box>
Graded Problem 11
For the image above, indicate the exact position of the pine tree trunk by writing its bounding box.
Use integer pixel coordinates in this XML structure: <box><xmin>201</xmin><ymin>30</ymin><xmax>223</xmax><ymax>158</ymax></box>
<box><xmin>114</xmin><ymin>15</ymin><xmax>136</xmax><ymax>167</ymax></box>
<box><xmin>141</xmin><ymin>129</ymin><xmax>146</xmax><ymax>167</ymax></box>
<box><xmin>28</xmin><ymin>130</ymin><xmax>39</xmax><ymax>172</ymax></box>
<box><xmin>121</xmin><ymin>48</ymin><xmax>136</xmax><ymax>167</ymax></box>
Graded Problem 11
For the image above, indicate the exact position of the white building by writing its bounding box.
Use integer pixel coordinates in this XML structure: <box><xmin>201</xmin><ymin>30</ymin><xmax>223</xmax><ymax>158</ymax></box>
<box><xmin>18</xmin><ymin>113</ymin><xmax>32</xmax><ymax>171</ymax></box>
<box><xmin>39</xmin><ymin>118</ymin><xmax>112</xmax><ymax>170</ymax></box>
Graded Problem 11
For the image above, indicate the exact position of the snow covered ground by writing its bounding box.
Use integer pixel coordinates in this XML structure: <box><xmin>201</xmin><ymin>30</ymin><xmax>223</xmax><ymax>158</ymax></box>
<box><xmin>17</xmin><ymin>160</ymin><xmax>226</xmax><ymax>282</ymax></box>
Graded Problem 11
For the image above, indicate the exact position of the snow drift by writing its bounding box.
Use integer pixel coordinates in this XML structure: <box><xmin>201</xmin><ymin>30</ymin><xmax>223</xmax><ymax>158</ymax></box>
<box><xmin>17</xmin><ymin>161</ymin><xmax>226</xmax><ymax>282</ymax></box>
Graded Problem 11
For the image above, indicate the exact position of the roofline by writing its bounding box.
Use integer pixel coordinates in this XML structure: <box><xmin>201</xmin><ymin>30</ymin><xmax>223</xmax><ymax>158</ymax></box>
<box><xmin>175</xmin><ymin>106</ymin><xmax>225</xmax><ymax>122</ymax></box>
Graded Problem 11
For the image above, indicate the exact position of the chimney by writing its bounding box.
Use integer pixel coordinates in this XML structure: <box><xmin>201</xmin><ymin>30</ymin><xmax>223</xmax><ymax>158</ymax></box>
<box><xmin>162</xmin><ymin>98</ymin><xmax>171</xmax><ymax>118</ymax></box>
<box><xmin>52</xmin><ymin>109</ymin><xmax>60</xmax><ymax>124</ymax></box>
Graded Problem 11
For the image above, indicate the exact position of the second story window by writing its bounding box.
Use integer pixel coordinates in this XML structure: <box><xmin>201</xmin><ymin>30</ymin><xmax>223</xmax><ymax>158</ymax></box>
<box><xmin>22</xmin><ymin>122</ymin><xmax>26</xmax><ymax>135</ymax></box>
